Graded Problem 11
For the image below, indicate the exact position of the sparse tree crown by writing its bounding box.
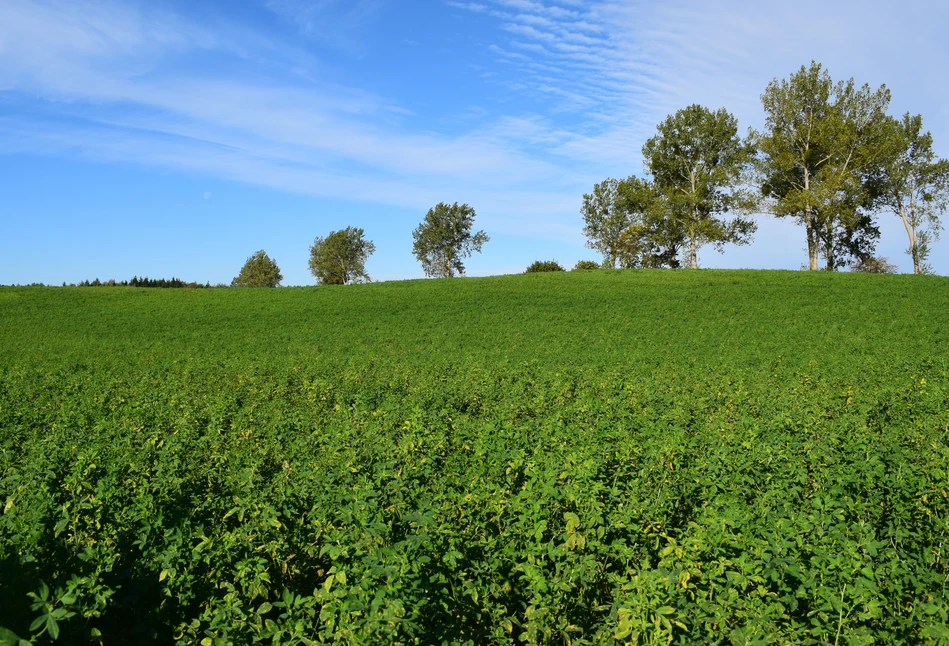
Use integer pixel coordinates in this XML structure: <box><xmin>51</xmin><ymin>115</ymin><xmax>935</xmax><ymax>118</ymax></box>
<box><xmin>309</xmin><ymin>227</ymin><xmax>376</xmax><ymax>285</ymax></box>
<box><xmin>412</xmin><ymin>202</ymin><xmax>489</xmax><ymax>278</ymax></box>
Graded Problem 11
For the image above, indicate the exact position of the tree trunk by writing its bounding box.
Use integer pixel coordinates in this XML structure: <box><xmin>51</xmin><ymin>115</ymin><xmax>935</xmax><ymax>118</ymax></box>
<box><xmin>803</xmin><ymin>170</ymin><xmax>818</xmax><ymax>271</ymax></box>
<box><xmin>689</xmin><ymin>207</ymin><xmax>699</xmax><ymax>269</ymax></box>
<box><xmin>823</xmin><ymin>219</ymin><xmax>835</xmax><ymax>271</ymax></box>
<box><xmin>899</xmin><ymin>207</ymin><xmax>920</xmax><ymax>274</ymax></box>
<box><xmin>805</xmin><ymin>210</ymin><xmax>819</xmax><ymax>271</ymax></box>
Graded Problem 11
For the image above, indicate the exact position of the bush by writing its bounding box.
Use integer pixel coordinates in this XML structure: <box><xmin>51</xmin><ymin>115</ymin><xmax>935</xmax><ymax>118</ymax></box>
<box><xmin>850</xmin><ymin>256</ymin><xmax>898</xmax><ymax>274</ymax></box>
<box><xmin>525</xmin><ymin>260</ymin><xmax>565</xmax><ymax>273</ymax></box>
<box><xmin>573</xmin><ymin>260</ymin><xmax>600</xmax><ymax>271</ymax></box>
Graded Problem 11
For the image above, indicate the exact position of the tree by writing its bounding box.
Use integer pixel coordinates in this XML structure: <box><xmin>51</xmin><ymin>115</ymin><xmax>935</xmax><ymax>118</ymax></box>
<box><xmin>876</xmin><ymin>113</ymin><xmax>949</xmax><ymax>274</ymax></box>
<box><xmin>232</xmin><ymin>250</ymin><xmax>282</xmax><ymax>287</ymax></box>
<box><xmin>615</xmin><ymin>176</ymin><xmax>685</xmax><ymax>268</ymax></box>
<box><xmin>753</xmin><ymin>62</ymin><xmax>891</xmax><ymax>270</ymax></box>
<box><xmin>412</xmin><ymin>202</ymin><xmax>489</xmax><ymax>278</ymax></box>
<box><xmin>643</xmin><ymin>104</ymin><xmax>757</xmax><ymax>269</ymax></box>
<box><xmin>580</xmin><ymin>178</ymin><xmax>627</xmax><ymax>268</ymax></box>
<box><xmin>580</xmin><ymin>176</ymin><xmax>681</xmax><ymax>269</ymax></box>
<box><xmin>308</xmin><ymin>226</ymin><xmax>376</xmax><ymax>285</ymax></box>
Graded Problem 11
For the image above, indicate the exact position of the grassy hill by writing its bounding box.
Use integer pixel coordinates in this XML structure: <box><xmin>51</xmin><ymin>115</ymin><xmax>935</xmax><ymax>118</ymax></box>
<box><xmin>1</xmin><ymin>270</ymin><xmax>948</xmax><ymax>643</ymax></box>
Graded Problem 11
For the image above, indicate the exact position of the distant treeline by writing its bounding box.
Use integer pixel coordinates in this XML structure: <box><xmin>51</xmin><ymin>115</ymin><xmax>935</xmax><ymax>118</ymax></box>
<box><xmin>71</xmin><ymin>277</ymin><xmax>216</xmax><ymax>288</ymax></box>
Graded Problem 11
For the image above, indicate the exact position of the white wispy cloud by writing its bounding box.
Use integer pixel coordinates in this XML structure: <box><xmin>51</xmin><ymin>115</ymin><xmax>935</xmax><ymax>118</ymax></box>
<box><xmin>2</xmin><ymin>0</ymin><xmax>948</xmax><ymax>273</ymax></box>
<box><xmin>0</xmin><ymin>0</ymin><xmax>591</xmax><ymax>240</ymax></box>
<box><xmin>265</xmin><ymin>0</ymin><xmax>383</xmax><ymax>55</ymax></box>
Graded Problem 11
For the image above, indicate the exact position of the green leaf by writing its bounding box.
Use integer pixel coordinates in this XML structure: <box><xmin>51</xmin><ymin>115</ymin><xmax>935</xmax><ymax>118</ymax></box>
<box><xmin>46</xmin><ymin>617</ymin><xmax>58</xmax><ymax>641</ymax></box>
<box><xmin>0</xmin><ymin>627</ymin><xmax>26</xmax><ymax>646</ymax></box>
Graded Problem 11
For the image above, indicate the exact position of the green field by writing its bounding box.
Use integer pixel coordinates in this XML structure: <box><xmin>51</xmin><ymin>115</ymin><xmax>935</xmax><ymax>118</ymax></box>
<box><xmin>2</xmin><ymin>270</ymin><xmax>948</xmax><ymax>644</ymax></box>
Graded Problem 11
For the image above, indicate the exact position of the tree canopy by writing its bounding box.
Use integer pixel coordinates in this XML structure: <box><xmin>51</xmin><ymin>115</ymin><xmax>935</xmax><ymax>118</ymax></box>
<box><xmin>643</xmin><ymin>104</ymin><xmax>757</xmax><ymax>269</ymax></box>
<box><xmin>580</xmin><ymin>176</ymin><xmax>684</xmax><ymax>269</ymax></box>
<box><xmin>309</xmin><ymin>227</ymin><xmax>376</xmax><ymax>285</ymax></box>
<box><xmin>412</xmin><ymin>202</ymin><xmax>489</xmax><ymax>278</ymax></box>
<box><xmin>753</xmin><ymin>61</ymin><xmax>892</xmax><ymax>270</ymax></box>
<box><xmin>580</xmin><ymin>178</ymin><xmax>628</xmax><ymax>269</ymax></box>
<box><xmin>232</xmin><ymin>250</ymin><xmax>282</xmax><ymax>288</ymax></box>
<box><xmin>875</xmin><ymin>113</ymin><xmax>949</xmax><ymax>274</ymax></box>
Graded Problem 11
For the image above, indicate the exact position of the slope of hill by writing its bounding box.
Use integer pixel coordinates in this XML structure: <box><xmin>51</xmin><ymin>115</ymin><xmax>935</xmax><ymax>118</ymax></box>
<box><xmin>1</xmin><ymin>270</ymin><xmax>948</xmax><ymax>643</ymax></box>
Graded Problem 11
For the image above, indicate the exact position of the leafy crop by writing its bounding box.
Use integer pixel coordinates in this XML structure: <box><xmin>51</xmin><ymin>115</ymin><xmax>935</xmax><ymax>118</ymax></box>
<box><xmin>1</xmin><ymin>270</ymin><xmax>948</xmax><ymax>644</ymax></box>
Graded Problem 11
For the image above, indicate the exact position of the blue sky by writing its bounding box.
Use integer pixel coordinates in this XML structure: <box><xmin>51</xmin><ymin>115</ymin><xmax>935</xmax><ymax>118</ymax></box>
<box><xmin>2</xmin><ymin>0</ymin><xmax>948</xmax><ymax>285</ymax></box>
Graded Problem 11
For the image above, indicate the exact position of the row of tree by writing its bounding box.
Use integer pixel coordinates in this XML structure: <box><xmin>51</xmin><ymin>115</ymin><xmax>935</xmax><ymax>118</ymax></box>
<box><xmin>68</xmin><ymin>277</ymin><xmax>211</xmax><ymax>288</ymax></box>
<box><xmin>581</xmin><ymin>62</ymin><xmax>949</xmax><ymax>274</ymax></box>
<box><xmin>231</xmin><ymin>202</ymin><xmax>491</xmax><ymax>287</ymax></box>
<box><xmin>74</xmin><ymin>62</ymin><xmax>946</xmax><ymax>289</ymax></box>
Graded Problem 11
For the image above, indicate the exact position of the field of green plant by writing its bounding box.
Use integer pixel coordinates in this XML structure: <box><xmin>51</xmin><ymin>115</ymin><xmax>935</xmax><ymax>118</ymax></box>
<box><xmin>2</xmin><ymin>270</ymin><xmax>948</xmax><ymax>645</ymax></box>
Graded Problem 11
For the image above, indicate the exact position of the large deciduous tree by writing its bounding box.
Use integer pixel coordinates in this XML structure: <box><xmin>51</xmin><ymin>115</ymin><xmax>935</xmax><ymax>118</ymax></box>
<box><xmin>876</xmin><ymin>113</ymin><xmax>949</xmax><ymax>274</ymax></box>
<box><xmin>412</xmin><ymin>202</ymin><xmax>489</xmax><ymax>278</ymax></box>
<box><xmin>643</xmin><ymin>104</ymin><xmax>757</xmax><ymax>269</ymax></box>
<box><xmin>308</xmin><ymin>226</ymin><xmax>376</xmax><ymax>285</ymax></box>
<box><xmin>753</xmin><ymin>62</ymin><xmax>891</xmax><ymax>271</ymax></box>
<box><xmin>232</xmin><ymin>250</ymin><xmax>282</xmax><ymax>288</ymax></box>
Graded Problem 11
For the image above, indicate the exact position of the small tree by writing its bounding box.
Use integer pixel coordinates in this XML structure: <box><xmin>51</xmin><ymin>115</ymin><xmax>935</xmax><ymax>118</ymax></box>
<box><xmin>309</xmin><ymin>227</ymin><xmax>376</xmax><ymax>285</ymax></box>
<box><xmin>412</xmin><ymin>202</ymin><xmax>489</xmax><ymax>278</ymax></box>
<box><xmin>232</xmin><ymin>250</ymin><xmax>282</xmax><ymax>287</ymax></box>
<box><xmin>572</xmin><ymin>260</ymin><xmax>600</xmax><ymax>271</ymax></box>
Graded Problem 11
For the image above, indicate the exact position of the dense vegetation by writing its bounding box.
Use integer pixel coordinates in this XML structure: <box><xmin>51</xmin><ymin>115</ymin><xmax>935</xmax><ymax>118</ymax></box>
<box><xmin>525</xmin><ymin>260</ymin><xmax>565</xmax><ymax>273</ymax></box>
<box><xmin>581</xmin><ymin>62</ymin><xmax>949</xmax><ymax>275</ymax></box>
<box><xmin>2</xmin><ymin>270</ymin><xmax>948</xmax><ymax>644</ymax></box>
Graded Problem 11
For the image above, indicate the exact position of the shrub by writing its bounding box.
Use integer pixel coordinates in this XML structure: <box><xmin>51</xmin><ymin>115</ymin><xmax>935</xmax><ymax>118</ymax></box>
<box><xmin>850</xmin><ymin>256</ymin><xmax>898</xmax><ymax>274</ymax></box>
<box><xmin>525</xmin><ymin>260</ymin><xmax>565</xmax><ymax>273</ymax></box>
<box><xmin>573</xmin><ymin>260</ymin><xmax>600</xmax><ymax>271</ymax></box>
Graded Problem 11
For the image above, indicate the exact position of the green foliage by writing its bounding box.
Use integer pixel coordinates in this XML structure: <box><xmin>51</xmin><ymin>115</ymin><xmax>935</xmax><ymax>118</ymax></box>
<box><xmin>2</xmin><ymin>271</ymin><xmax>949</xmax><ymax>643</ymax></box>
<box><xmin>232</xmin><ymin>250</ymin><xmax>282</xmax><ymax>288</ymax></box>
<box><xmin>73</xmin><ymin>277</ymin><xmax>210</xmax><ymax>288</ymax></box>
<box><xmin>308</xmin><ymin>227</ymin><xmax>376</xmax><ymax>285</ymax></box>
<box><xmin>412</xmin><ymin>202</ymin><xmax>489</xmax><ymax>278</ymax></box>
<box><xmin>580</xmin><ymin>178</ymin><xmax>628</xmax><ymax>269</ymax></box>
<box><xmin>643</xmin><ymin>104</ymin><xmax>757</xmax><ymax>268</ymax></box>
<box><xmin>850</xmin><ymin>256</ymin><xmax>898</xmax><ymax>274</ymax></box>
<box><xmin>572</xmin><ymin>260</ymin><xmax>600</xmax><ymax>271</ymax></box>
<box><xmin>615</xmin><ymin>176</ymin><xmax>684</xmax><ymax>268</ymax></box>
<box><xmin>876</xmin><ymin>113</ymin><xmax>949</xmax><ymax>274</ymax></box>
<box><xmin>581</xmin><ymin>177</ymin><xmax>682</xmax><ymax>269</ymax></box>
<box><xmin>525</xmin><ymin>260</ymin><xmax>564</xmax><ymax>273</ymax></box>
<box><xmin>753</xmin><ymin>61</ymin><xmax>892</xmax><ymax>270</ymax></box>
